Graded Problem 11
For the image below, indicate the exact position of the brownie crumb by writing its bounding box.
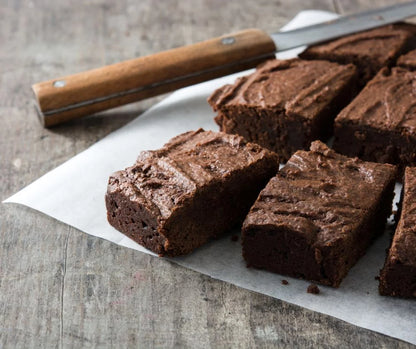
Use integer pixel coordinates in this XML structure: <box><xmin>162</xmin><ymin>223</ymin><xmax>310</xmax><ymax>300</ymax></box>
<box><xmin>281</xmin><ymin>280</ymin><xmax>289</xmax><ymax>285</ymax></box>
<box><xmin>307</xmin><ymin>284</ymin><xmax>320</xmax><ymax>294</ymax></box>
<box><xmin>231</xmin><ymin>235</ymin><xmax>239</xmax><ymax>242</ymax></box>
<box><xmin>375</xmin><ymin>276</ymin><xmax>380</xmax><ymax>280</ymax></box>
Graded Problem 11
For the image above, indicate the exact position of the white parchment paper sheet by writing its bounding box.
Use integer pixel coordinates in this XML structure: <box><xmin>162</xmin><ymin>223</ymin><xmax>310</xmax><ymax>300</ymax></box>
<box><xmin>5</xmin><ymin>11</ymin><xmax>416</xmax><ymax>345</ymax></box>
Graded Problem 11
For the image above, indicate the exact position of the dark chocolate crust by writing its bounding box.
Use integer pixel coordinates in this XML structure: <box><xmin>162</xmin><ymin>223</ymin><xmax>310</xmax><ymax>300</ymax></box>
<box><xmin>242</xmin><ymin>141</ymin><xmax>397</xmax><ymax>287</ymax></box>
<box><xmin>300</xmin><ymin>23</ymin><xmax>416</xmax><ymax>87</ymax></box>
<box><xmin>106</xmin><ymin>129</ymin><xmax>279</xmax><ymax>257</ymax></box>
<box><xmin>333</xmin><ymin>67</ymin><xmax>416</xmax><ymax>170</ymax></box>
<box><xmin>208</xmin><ymin>58</ymin><xmax>357</xmax><ymax>161</ymax></box>
<box><xmin>379</xmin><ymin>167</ymin><xmax>416</xmax><ymax>298</ymax></box>
<box><xmin>397</xmin><ymin>49</ymin><xmax>416</xmax><ymax>70</ymax></box>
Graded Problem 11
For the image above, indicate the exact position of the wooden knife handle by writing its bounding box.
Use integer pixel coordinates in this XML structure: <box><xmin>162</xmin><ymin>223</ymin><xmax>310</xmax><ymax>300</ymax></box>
<box><xmin>32</xmin><ymin>29</ymin><xmax>276</xmax><ymax>127</ymax></box>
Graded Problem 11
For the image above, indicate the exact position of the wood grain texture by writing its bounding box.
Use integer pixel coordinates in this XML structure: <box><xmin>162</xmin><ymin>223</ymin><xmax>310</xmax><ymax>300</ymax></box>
<box><xmin>33</xmin><ymin>29</ymin><xmax>275</xmax><ymax>126</ymax></box>
<box><xmin>0</xmin><ymin>0</ymin><xmax>415</xmax><ymax>348</ymax></box>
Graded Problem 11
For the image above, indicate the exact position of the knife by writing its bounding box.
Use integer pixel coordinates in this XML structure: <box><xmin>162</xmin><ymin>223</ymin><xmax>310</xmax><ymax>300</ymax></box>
<box><xmin>33</xmin><ymin>1</ymin><xmax>416</xmax><ymax>127</ymax></box>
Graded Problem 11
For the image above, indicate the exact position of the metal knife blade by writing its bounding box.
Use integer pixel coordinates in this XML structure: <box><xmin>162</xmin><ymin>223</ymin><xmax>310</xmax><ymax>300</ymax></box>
<box><xmin>271</xmin><ymin>1</ymin><xmax>416</xmax><ymax>51</ymax></box>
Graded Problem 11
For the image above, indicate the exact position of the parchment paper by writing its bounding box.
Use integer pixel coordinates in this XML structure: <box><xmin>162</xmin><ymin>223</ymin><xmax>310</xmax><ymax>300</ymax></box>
<box><xmin>5</xmin><ymin>11</ymin><xmax>416</xmax><ymax>345</ymax></box>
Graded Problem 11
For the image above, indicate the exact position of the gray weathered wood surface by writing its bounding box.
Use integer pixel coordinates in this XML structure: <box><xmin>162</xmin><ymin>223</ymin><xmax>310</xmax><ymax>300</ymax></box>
<box><xmin>1</xmin><ymin>0</ymin><xmax>415</xmax><ymax>348</ymax></box>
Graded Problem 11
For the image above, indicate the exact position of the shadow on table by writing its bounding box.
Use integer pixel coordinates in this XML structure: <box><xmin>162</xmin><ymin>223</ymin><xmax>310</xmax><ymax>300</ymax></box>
<box><xmin>49</xmin><ymin>109</ymin><xmax>141</xmax><ymax>137</ymax></box>
<box><xmin>44</xmin><ymin>95</ymin><xmax>167</xmax><ymax>140</ymax></box>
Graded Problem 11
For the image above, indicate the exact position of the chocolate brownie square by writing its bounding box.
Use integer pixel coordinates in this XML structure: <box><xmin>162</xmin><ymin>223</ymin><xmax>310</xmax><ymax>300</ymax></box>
<box><xmin>300</xmin><ymin>23</ymin><xmax>416</xmax><ymax>87</ymax></box>
<box><xmin>242</xmin><ymin>141</ymin><xmax>397</xmax><ymax>287</ymax></box>
<box><xmin>208</xmin><ymin>59</ymin><xmax>357</xmax><ymax>161</ymax></box>
<box><xmin>397</xmin><ymin>49</ymin><xmax>416</xmax><ymax>70</ymax></box>
<box><xmin>379</xmin><ymin>167</ymin><xmax>416</xmax><ymax>298</ymax></box>
<box><xmin>106</xmin><ymin>129</ymin><xmax>279</xmax><ymax>257</ymax></box>
<box><xmin>333</xmin><ymin>67</ymin><xmax>416</xmax><ymax>170</ymax></box>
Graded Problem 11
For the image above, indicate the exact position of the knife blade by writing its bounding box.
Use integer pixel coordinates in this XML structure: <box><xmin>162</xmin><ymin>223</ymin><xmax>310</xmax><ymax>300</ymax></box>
<box><xmin>33</xmin><ymin>1</ymin><xmax>416</xmax><ymax>127</ymax></box>
<box><xmin>271</xmin><ymin>2</ymin><xmax>416</xmax><ymax>50</ymax></box>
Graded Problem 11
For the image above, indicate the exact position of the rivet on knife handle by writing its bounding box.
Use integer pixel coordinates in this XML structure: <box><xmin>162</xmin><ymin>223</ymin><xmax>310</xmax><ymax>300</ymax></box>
<box><xmin>32</xmin><ymin>29</ymin><xmax>276</xmax><ymax>127</ymax></box>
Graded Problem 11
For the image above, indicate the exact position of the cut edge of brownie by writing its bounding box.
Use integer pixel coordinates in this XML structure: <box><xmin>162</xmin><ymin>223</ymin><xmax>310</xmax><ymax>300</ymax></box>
<box><xmin>242</xmin><ymin>141</ymin><xmax>397</xmax><ymax>287</ymax></box>
<box><xmin>333</xmin><ymin>122</ymin><xmax>416</xmax><ymax>174</ymax></box>
<box><xmin>379</xmin><ymin>167</ymin><xmax>416</xmax><ymax>298</ymax></box>
<box><xmin>106</xmin><ymin>170</ymin><xmax>167</xmax><ymax>255</ymax></box>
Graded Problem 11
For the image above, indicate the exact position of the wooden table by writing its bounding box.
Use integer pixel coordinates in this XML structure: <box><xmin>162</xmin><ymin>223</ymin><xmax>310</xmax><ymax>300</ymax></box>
<box><xmin>1</xmin><ymin>0</ymin><xmax>414</xmax><ymax>347</ymax></box>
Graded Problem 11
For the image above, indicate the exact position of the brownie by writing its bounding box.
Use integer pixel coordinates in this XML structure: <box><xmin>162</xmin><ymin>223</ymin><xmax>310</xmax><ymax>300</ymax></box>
<box><xmin>106</xmin><ymin>129</ymin><xmax>279</xmax><ymax>257</ymax></box>
<box><xmin>208</xmin><ymin>58</ymin><xmax>357</xmax><ymax>161</ymax></box>
<box><xmin>300</xmin><ymin>23</ymin><xmax>416</xmax><ymax>87</ymax></box>
<box><xmin>242</xmin><ymin>141</ymin><xmax>397</xmax><ymax>287</ymax></box>
<box><xmin>397</xmin><ymin>49</ymin><xmax>416</xmax><ymax>70</ymax></box>
<box><xmin>333</xmin><ymin>67</ymin><xmax>416</xmax><ymax>170</ymax></box>
<box><xmin>379</xmin><ymin>167</ymin><xmax>416</xmax><ymax>298</ymax></box>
